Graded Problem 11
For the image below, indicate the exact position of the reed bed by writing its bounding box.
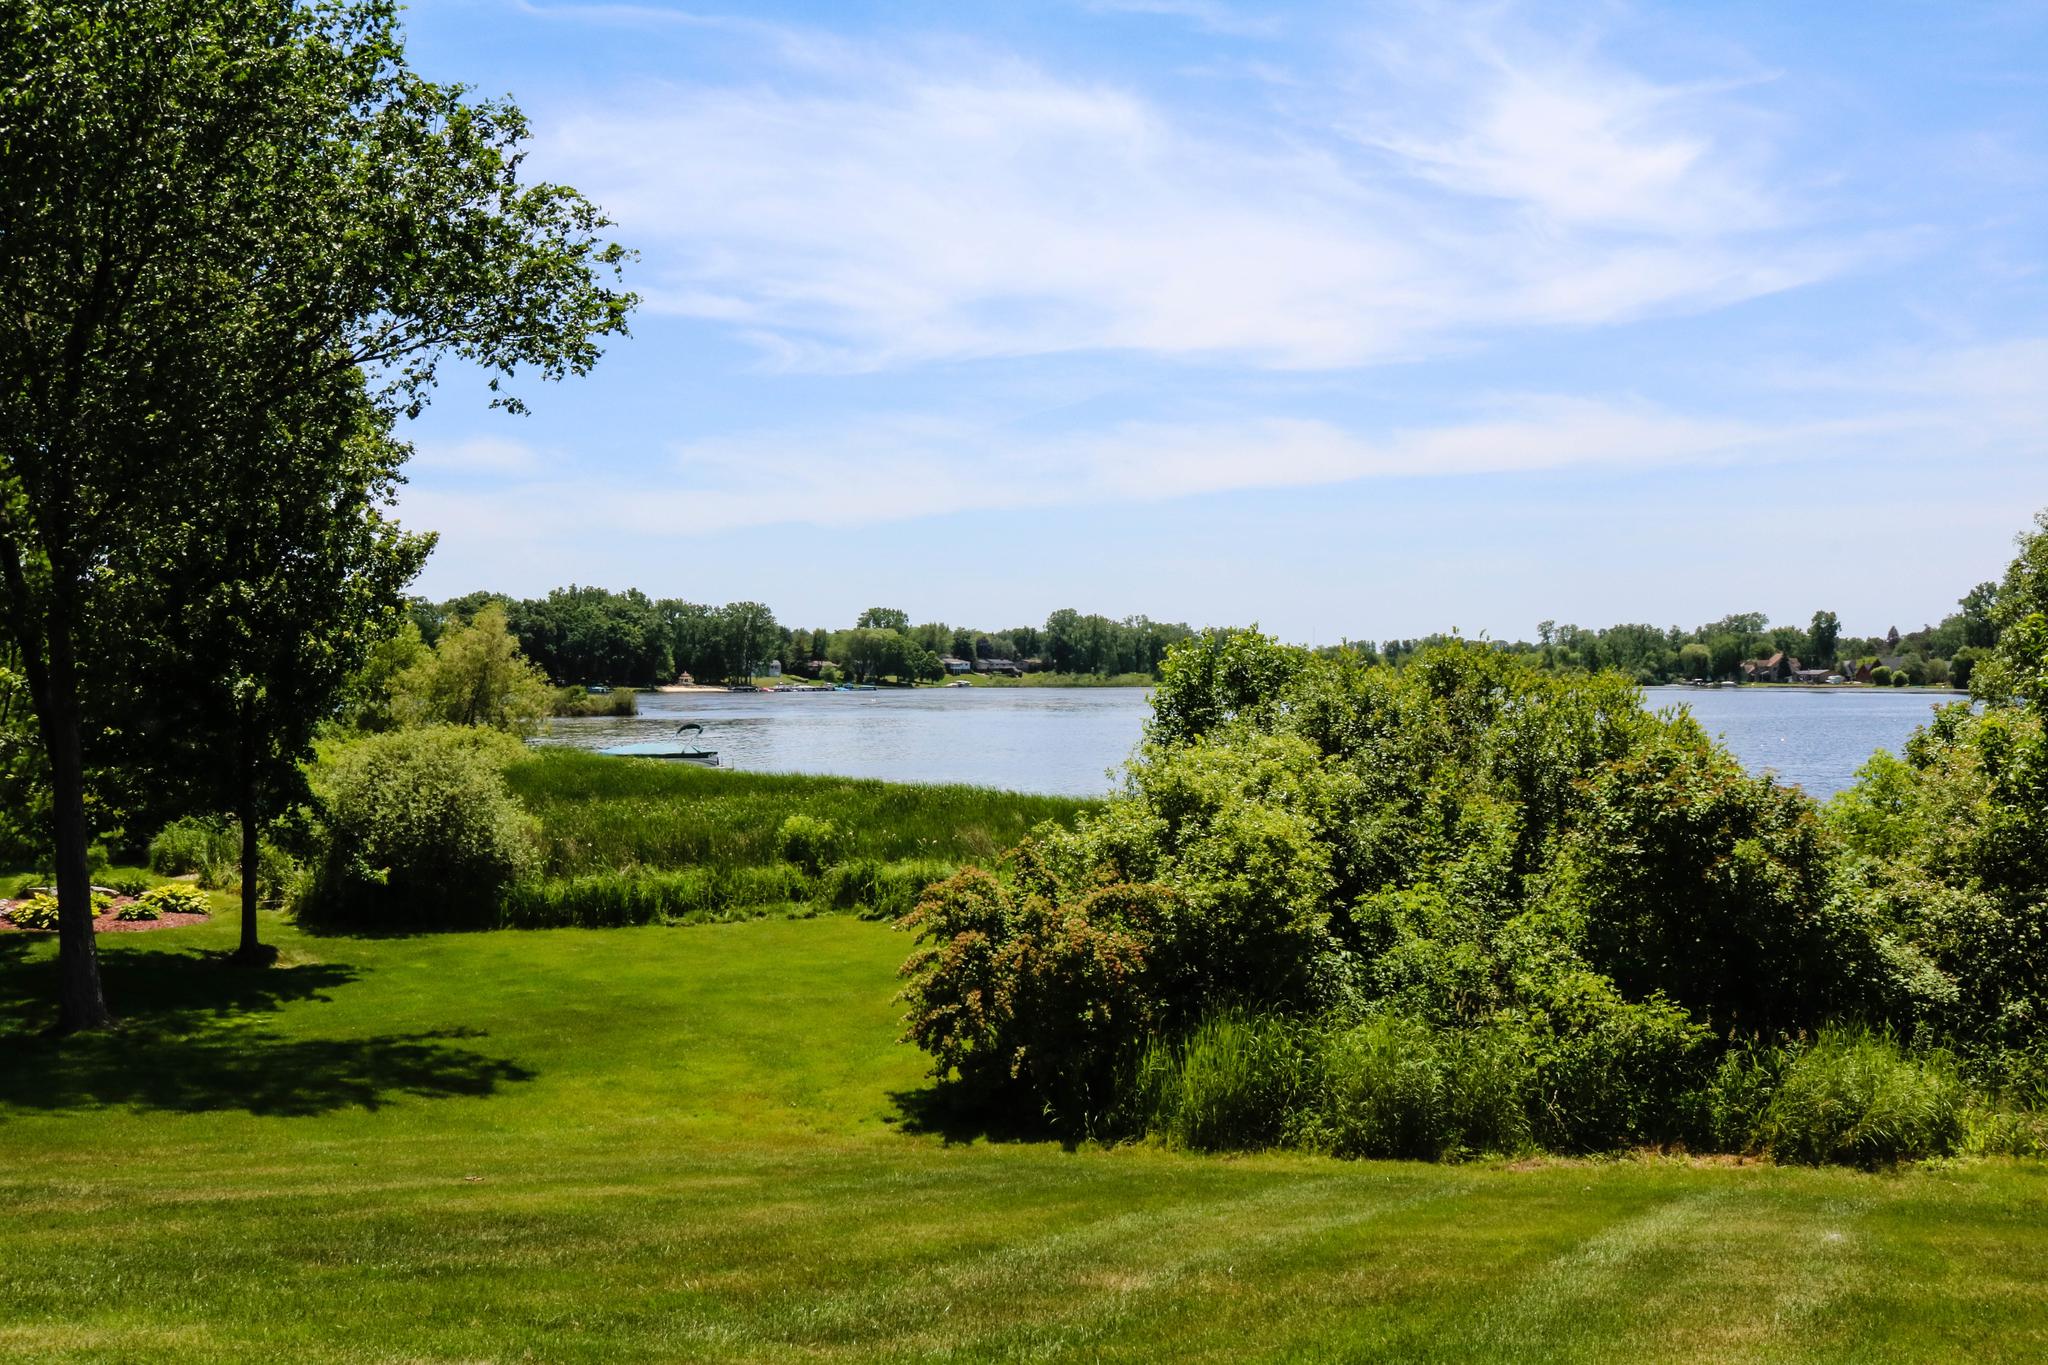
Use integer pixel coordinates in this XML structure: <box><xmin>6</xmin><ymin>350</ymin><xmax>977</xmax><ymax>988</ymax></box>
<box><xmin>507</xmin><ymin>748</ymin><xmax>1097</xmax><ymax>878</ymax></box>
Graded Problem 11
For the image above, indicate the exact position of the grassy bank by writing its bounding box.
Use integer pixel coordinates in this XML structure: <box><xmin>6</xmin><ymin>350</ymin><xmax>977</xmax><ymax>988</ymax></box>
<box><xmin>1</xmin><ymin>912</ymin><xmax>2044</xmax><ymax>1361</ymax></box>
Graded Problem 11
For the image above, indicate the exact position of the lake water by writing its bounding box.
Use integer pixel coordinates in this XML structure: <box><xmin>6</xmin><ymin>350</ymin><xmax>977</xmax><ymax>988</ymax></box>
<box><xmin>543</xmin><ymin>688</ymin><xmax>1150</xmax><ymax>796</ymax></box>
<box><xmin>1640</xmin><ymin>686</ymin><xmax>1965</xmax><ymax>798</ymax></box>
<box><xmin>540</xmin><ymin>684</ymin><xmax>1968</xmax><ymax>800</ymax></box>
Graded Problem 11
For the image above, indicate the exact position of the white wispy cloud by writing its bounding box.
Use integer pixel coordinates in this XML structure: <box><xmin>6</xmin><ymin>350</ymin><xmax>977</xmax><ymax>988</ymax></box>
<box><xmin>530</xmin><ymin>6</ymin><xmax>1854</xmax><ymax>371</ymax></box>
<box><xmin>1079</xmin><ymin>0</ymin><xmax>1285</xmax><ymax>40</ymax></box>
<box><xmin>400</xmin><ymin>387</ymin><xmax>1921</xmax><ymax>542</ymax></box>
<box><xmin>410</xmin><ymin>434</ymin><xmax>545</xmax><ymax>476</ymax></box>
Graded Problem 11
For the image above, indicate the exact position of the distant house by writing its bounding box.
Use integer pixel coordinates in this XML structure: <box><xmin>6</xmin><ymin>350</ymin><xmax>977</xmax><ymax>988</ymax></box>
<box><xmin>799</xmin><ymin>658</ymin><xmax>833</xmax><ymax>678</ymax></box>
<box><xmin>1741</xmin><ymin>652</ymin><xmax>1800</xmax><ymax>683</ymax></box>
<box><xmin>938</xmin><ymin>656</ymin><xmax>973</xmax><ymax>675</ymax></box>
<box><xmin>1793</xmin><ymin>668</ymin><xmax>1832</xmax><ymax>684</ymax></box>
<box><xmin>1848</xmin><ymin>660</ymin><xmax>1874</xmax><ymax>683</ymax></box>
<box><xmin>973</xmin><ymin>658</ymin><xmax>1025</xmax><ymax>676</ymax></box>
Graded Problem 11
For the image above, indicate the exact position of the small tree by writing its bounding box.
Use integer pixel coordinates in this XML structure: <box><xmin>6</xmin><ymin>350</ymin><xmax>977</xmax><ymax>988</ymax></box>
<box><xmin>1809</xmin><ymin>611</ymin><xmax>1841</xmax><ymax>667</ymax></box>
<box><xmin>392</xmin><ymin>605</ymin><xmax>553</xmax><ymax>734</ymax></box>
<box><xmin>123</xmin><ymin>378</ymin><xmax>433</xmax><ymax>962</ymax></box>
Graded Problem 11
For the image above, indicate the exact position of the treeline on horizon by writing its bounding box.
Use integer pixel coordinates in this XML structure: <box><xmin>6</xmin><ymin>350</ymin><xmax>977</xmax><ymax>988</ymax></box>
<box><xmin>1345</xmin><ymin>585</ymin><xmax>2001</xmax><ymax>690</ymax></box>
<box><xmin>418</xmin><ymin>576</ymin><xmax>2003</xmax><ymax>692</ymax></box>
<box><xmin>409</xmin><ymin>589</ymin><xmax>1197</xmax><ymax>686</ymax></box>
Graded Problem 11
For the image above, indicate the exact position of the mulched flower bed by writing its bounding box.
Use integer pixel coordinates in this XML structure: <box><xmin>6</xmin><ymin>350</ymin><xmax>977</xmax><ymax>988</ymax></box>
<box><xmin>0</xmin><ymin>890</ymin><xmax>211</xmax><ymax>934</ymax></box>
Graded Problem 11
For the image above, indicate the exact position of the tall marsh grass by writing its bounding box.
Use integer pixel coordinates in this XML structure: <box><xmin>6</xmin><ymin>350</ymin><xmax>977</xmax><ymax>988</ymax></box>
<box><xmin>1135</xmin><ymin>1012</ymin><xmax>1309</xmax><ymax>1151</ymax></box>
<box><xmin>508</xmin><ymin>749</ymin><xmax>1095</xmax><ymax>877</ymax></box>
<box><xmin>497</xmin><ymin>858</ymin><xmax>955</xmax><ymax>929</ymax></box>
<box><xmin>1135</xmin><ymin>1012</ymin><xmax>1533</xmax><ymax>1159</ymax></box>
<box><xmin>1307</xmin><ymin>1016</ymin><xmax>1531</xmax><ymax>1160</ymax></box>
<box><xmin>1755</xmin><ymin>1025</ymin><xmax>1965</xmax><ymax>1166</ymax></box>
<box><xmin>1131</xmin><ymin>1013</ymin><xmax>2048</xmax><ymax>1165</ymax></box>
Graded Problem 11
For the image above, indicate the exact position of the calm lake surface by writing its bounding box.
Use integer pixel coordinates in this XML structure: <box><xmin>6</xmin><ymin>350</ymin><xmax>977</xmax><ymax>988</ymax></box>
<box><xmin>540</xmin><ymin>684</ymin><xmax>1966</xmax><ymax>799</ymax></box>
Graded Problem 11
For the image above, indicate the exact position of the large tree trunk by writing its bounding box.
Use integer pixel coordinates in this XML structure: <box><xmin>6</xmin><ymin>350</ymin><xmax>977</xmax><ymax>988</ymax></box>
<box><xmin>45</xmin><ymin>623</ymin><xmax>111</xmax><ymax>1034</ymax></box>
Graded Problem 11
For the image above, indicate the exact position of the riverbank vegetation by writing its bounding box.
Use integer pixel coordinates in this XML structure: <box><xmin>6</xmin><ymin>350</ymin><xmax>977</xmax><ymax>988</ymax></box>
<box><xmin>897</xmin><ymin>513</ymin><xmax>2048</xmax><ymax>1163</ymax></box>
<box><xmin>290</xmin><ymin>735</ymin><xmax>1095</xmax><ymax>933</ymax></box>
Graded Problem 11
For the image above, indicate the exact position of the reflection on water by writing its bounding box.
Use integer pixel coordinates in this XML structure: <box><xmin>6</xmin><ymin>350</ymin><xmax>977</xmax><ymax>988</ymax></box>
<box><xmin>536</xmin><ymin>683</ymin><xmax>1966</xmax><ymax>799</ymax></box>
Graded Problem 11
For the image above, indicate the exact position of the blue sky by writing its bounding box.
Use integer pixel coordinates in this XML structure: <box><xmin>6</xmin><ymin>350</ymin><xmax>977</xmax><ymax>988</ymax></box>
<box><xmin>395</xmin><ymin>0</ymin><xmax>2048</xmax><ymax>643</ymax></box>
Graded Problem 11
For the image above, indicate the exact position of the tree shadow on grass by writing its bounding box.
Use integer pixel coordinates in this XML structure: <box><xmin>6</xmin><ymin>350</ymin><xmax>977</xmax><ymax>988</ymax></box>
<box><xmin>0</xmin><ymin>1025</ymin><xmax>534</xmax><ymax>1116</ymax></box>
<box><xmin>0</xmin><ymin>938</ymin><xmax>534</xmax><ymax>1117</ymax></box>
<box><xmin>887</xmin><ymin>1081</ymin><xmax>1066</xmax><ymax>1148</ymax></box>
<box><xmin>0</xmin><ymin>937</ymin><xmax>359</xmax><ymax>1032</ymax></box>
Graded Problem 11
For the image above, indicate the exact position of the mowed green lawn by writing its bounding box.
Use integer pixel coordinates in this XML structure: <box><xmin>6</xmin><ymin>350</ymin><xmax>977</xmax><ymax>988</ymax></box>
<box><xmin>2</xmin><ymin>911</ymin><xmax>2045</xmax><ymax>1362</ymax></box>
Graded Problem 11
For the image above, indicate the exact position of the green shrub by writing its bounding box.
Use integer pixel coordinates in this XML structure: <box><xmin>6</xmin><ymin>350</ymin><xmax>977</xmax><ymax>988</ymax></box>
<box><xmin>1549</xmin><ymin>730</ymin><xmax>1866</xmax><ymax>1032</ymax></box>
<box><xmin>1870</xmin><ymin>665</ymin><xmax>1894</xmax><ymax>686</ymax></box>
<box><xmin>302</xmin><ymin>727</ymin><xmax>536</xmax><ymax>928</ymax></box>
<box><xmin>1137</xmin><ymin>1011</ymin><xmax>1309</xmax><ymax>1152</ymax></box>
<box><xmin>1306</xmin><ymin>1015</ymin><xmax>1531</xmax><ymax>1160</ymax></box>
<box><xmin>777</xmin><ymin>814</ymin><xmax>844</xmax><ymax>876</ymax></box>
<box><xmin>819</xmin><ymin>857</ymin><xmax>952</xmax><ymax>920</ymax></box>
<box><xmin>1522</xmin><ymin>974</ymin><xmax>1714</xmax><ymax>1151</ymax></box>
<box><xmin>1829</xmin><ymin>704</ymin><xmax>2048</xmax><ymax>1047</ymax></box>
<box><xmin>90</xmin><ymin>889</ymin><xmax>113</xmax><ymax>915</ymax></box>
<box><xmin>115</xmin><ymin>900</ymin><xmax>159</xmax><ymax>922</ymax></box>
<box><xmin>1891</xmin><ymin>670</ymin><xmax>1911</xmax><ymax>688</ymax></box>
<box><xmin>154</xmin><ymin>818</ymin><xmax>302</xmax><ymax>901</ymax></box>
<box><xmin>8</xmin><ymin>892</ymin><xmax>60</xmax><ymax>930</ymax></box>
<box><xmin>136</xmin><ymin>884</ymin><xmax>209</xmax><ymax>917</ymax></box>
<box><xmin>1757</xmin><ymin>1025</ymin><xmax>1965</xmax><ymax>1166</ymax></box>
<box><xmin>1958</xmin><ymin>1042</ymin><xmax>2048</xmax><ymax>1157</ymax></box>
<box><xmin>898</xmin><ymin>869</ymin><xmax>1168</xmax><ymax>1133</ymax></box>
<box><xmin>254</xmin><ymin>839</ymin><xmax>300</xmax><ymax>906</ymax></box>
<box><xmin>149</xmin><ymin>816</ymin><xmax>237</xmax><ymax>878</ymax></box>
<box><xmin>107</xmin><ymin>874</ymin><xmax>150</xmax><ymax>898</ymax></box>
